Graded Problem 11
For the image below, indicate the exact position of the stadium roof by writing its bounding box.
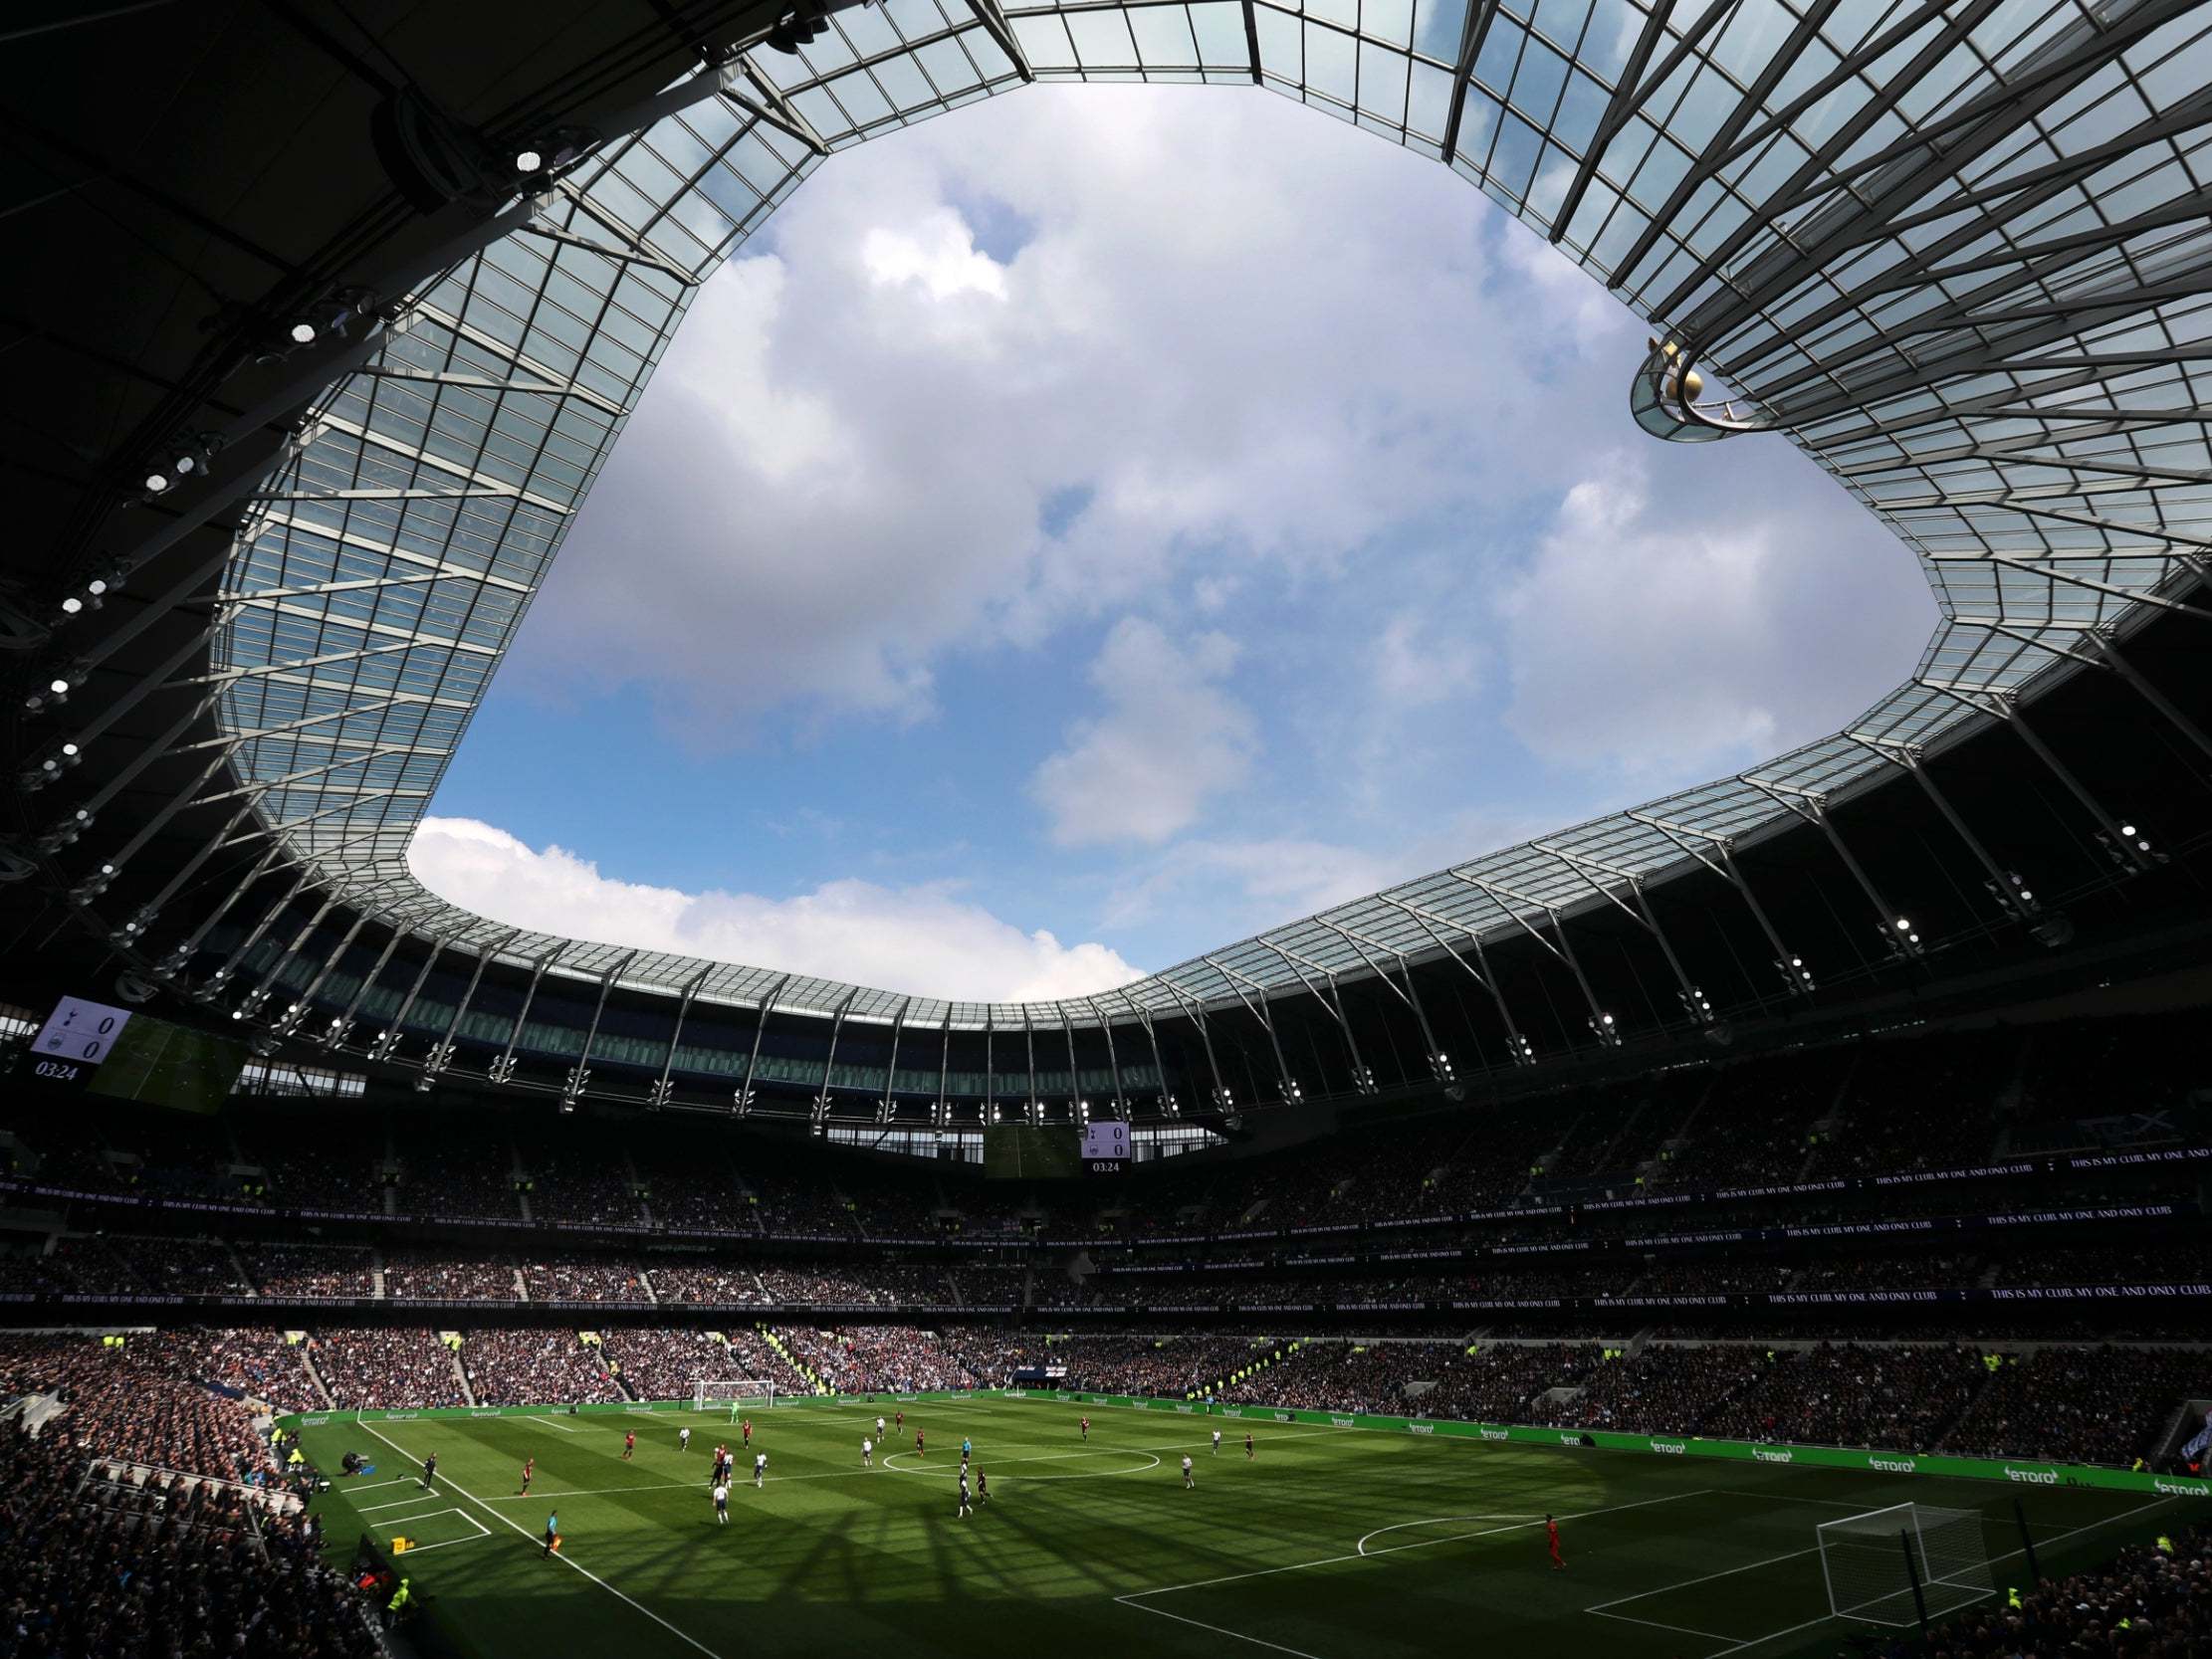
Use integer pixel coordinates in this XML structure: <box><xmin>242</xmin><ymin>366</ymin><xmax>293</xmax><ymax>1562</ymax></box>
<box><xmin>100</xmin><ymin>0</ymin><xmax>2212</xmax><ymax>1029</ymax></box>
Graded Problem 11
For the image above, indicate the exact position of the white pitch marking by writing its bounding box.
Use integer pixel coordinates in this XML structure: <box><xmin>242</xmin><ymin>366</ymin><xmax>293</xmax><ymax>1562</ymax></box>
<box><xmin>1591</xmin><ymin>1608</ymin><xmax>1750</xmax><ymax>1647</ymax></box>
<box><xmin>1355</xmin><ymin>1515</ymin><xmax>1544</xmax><ymax>1555</ymax></box>
<box><xmin>1123</xmin><ymin>1489</ymin><xmax>1709</xmax><ymax>1600</ymax></box>
<box><xmin>1584</xmin><ymin>1491</ymin><xmax>2188</xmax><ymax>1659</ymax></box>
<box><xmin>355</xmin><ymin>1418</ymin><xmax>728</xmax><ymax>1659</ymax></box>
<box><xmin>1111</xmin><ymin>1595</ymin><xmax>1332</xmax><ymax>1659</ymax></box>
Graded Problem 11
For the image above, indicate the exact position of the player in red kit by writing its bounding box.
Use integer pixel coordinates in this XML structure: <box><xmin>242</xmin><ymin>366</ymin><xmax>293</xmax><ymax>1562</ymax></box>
<box><xmin>895</xmin><ymin>1410</ymin><xmax>904</xmax><ymax>1432</ymax></box>
<box><xmin>519</xmin><ymin>1456</ymin><xmax>534</xmax><ymax>1495</ymax></box>
<box><xmin>1546</xmin><ymin>1514</ymin><xmax>1564</xmax><ymax>1570</ymax></box>
<box><xmin>1079</xmin><ymin>1416</ymin><xmax>1089</xmax><ymax>1442</ymax></box>
<box><xmin>742</xmin><ymin>1418</ymin><xmax>753</xmax><ymax>1449</ymax></box>
<box><xmin>916</xmin><ymin>1429</ymin><xmax>925</xmax><ymax>1458</ymax></box>
<box><xmin>623</xmin><ymin>1429</ymin><xmax>635</xmax><ymax>1461</ymax></box>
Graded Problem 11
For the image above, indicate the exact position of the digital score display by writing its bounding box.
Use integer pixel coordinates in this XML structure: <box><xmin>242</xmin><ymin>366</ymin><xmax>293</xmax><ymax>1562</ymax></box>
<box><xmin>1080</xmin><ymin>1120</ymin><xmax>1128</xmax><ymax>1174</ymax></box>
<box><xmin>26</xmin><ymin>996</ymin><xmax>246</xmax><ymax>1113</ymax></box>
<box><xmin>29</xmin><ymin>995</ymin><xmax>135</xmax><ymax>1076</ymax></box>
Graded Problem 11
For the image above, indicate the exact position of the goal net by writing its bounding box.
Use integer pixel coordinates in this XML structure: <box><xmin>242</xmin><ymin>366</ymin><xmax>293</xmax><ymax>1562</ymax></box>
<box><xmin>1817</xmin><ymin>1503</ymin><xmax>1995</xmax><ymax>1626</ymax></box>
<box><xmin>692</xmin><ymin>1380</ymin><xmax>775</xmax><ymax>1414</ymax></box>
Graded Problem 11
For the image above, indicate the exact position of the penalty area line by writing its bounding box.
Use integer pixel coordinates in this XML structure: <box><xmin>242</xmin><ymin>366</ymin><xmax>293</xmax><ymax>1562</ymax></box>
<box><xmin>354</xmin><ymin>1417</ymin><xmax>727</xmax><ymax>1659</ymax></box>
<box><xmin>1112</xmin><ymin>1595</ymin><xmax>1332</xmax><ymax>1659</ymax></box>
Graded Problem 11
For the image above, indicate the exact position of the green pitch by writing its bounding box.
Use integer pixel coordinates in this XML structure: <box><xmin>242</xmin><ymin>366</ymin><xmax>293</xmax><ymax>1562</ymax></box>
<box><xmin>297</xmin><ymin>1397</ymin><xmax>2175</xmax><ymax>1659</ymax></box>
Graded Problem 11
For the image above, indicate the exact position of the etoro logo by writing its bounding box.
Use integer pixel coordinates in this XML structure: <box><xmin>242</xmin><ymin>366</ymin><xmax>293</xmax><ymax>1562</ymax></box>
<box><xmin>299</xmin><ymin>1415</ymin><xmax>331</xmax><ymax>1427</ymax></box>
<box><xmin>1409</xmin><ymin>1423</ymin><xmax>1434</xmax><ymax>1435</ymax></box>
<box><xmin>384</xmin><ymin>1412</ymin><xmax>420</xmax><ymax>1422</ymax></box>
<box><xmin>2154</xmin><ymin>1478</ymin><xmax>2210</xmax><ymax>1498</ymax></box>
<box><xmin>1331</xmin><ymin>1415</ymin><xmax>1357</xmax><ymax>1428</ymax></box>
<box><xmin>1273</xmin><ymin>1412</ymin><xmax>1293</xmax><ymax>1423</ymax></box>
<box><xmin>1479</xmin><ymin>1428</ymin><xmax>1510</xmax><ymax>1441</ymax></box>
<box><xmin>1870</xmin><ymin>1457</ymin><xmax>1917</xmax><ymax>1473</ymax></box>
<box><xmin>1652</xmin><ymin>1440</ymin><xmax>1686</xmax><ymax>1454</ymax></box>
<box><xmin>1752</xmin><ymin>1448</ymin><xmax>1793</xmax><ymax>1464</ymax></box>
<box><xmin>2004</xmin><ymin>1466</ymin><xmax>2059</xmax><ymax>1485</ymax></box>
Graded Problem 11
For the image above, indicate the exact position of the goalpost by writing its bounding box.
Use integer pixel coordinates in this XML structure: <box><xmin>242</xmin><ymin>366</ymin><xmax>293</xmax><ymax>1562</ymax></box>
<box><xmin>692</xmin><ymin>1380</ymin><xmax>776</xmax><ymax>1416</ymax></box>
<box><xmin>1816</xmin><ymin>1503</ymin><xmax>1995</xmax><ymax>1627</ymax></box>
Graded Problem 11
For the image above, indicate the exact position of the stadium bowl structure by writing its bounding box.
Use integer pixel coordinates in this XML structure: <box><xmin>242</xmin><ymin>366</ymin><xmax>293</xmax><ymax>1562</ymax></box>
<box><xmin>6</xmin><ymin>0</ymin><xmax>2212</xmax><ymax>1123</ymax></box>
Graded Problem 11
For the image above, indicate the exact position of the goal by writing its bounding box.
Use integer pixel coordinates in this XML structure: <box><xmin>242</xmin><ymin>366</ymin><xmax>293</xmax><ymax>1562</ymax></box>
<box><xmin>693</xmin><ymin>1380</ymin><xmax>775</xmax><ymax>1416</ymax></box>
<box><xmin>1817</xmin><ymin>1503</ymin><xmax>1995</xmax><ymax>1627</ymax></box>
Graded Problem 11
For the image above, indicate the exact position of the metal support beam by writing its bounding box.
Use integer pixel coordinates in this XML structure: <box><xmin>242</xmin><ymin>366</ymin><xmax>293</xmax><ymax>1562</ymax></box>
<box><xmin>1627</xmin><ymin>810</ymin><xmax>1808</xmax><ymax>993</ymax></box>
<box><xmin>329</xmin><ymin>921</ymin><xmax>408</xmax><ymax>1046</ymax></box>
<box><xmin>650</xmin><ymin>966</ymin><xmax>712</xmax><ymax>1109</ymax></box>
<box><xmin>1438</xmin><ymin>1</ymin><xmax>1501</xmax><ymax>164</ymax></box>
<box><xmin>430</xmin><ymin>930</ymin><xmax>521</xmax><ymax>1078</ymax></box>
<box><xmin>1156</xmin><ymin>980</ymin><xmax>1228</xmax><ymax>1109</ymax></box>
<box><xmin>493</xmin><ymin>948</ymin><xmax>560</xmax><ymax>1081</ymax></box>
<box><xmin>2095</xmin><ymin>634</ymin><xmax>2212</xmax><ymax>763</ymax></box>
<box><xmin>1204</xmin><ymin>955</ymin><xmax>1293</xmax><ymax>1101</ymax></box>
<box><xmin>881</xmin><ymin>999</ymin><xmax>910</xmax><ymax>1117</ymax></box>
<box><xmin>568</xmin><ymin>950</ymin><xmax>635</xmax><ymax>1102</ymax></box>
<box><xmin>738</xmin><ymin>975</ymin><xmax>789</xmax><ymax>1116</ymax></box>
<box><xmin>1740</xmin><ymin>775</ymin><xmax>1916</xmax><ymax>953</ymax></box>
<box><xmin>817</xmin><ymin>989</ymin><xmax>857</xmax><ymax>1112</ymax></box>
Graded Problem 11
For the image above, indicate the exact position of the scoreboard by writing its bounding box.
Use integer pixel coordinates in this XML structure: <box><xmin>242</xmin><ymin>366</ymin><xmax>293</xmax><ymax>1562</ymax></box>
<box><xmin>1080</xmin><ymin>1120</ymin><xmax>1128</xmax><ymax>1174</ymax></box>
<box><xmin>981</xmin><ymin>1122</ymin><xmax>1130</xmax><ymax>1178</ymax></box>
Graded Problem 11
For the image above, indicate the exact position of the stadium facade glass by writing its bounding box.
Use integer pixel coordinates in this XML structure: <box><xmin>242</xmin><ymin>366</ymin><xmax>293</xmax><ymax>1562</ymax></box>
<box><xmin>213</xmin><ymin>0</ymin><xmax>2212</xmax><ymax>1031</ymax></box>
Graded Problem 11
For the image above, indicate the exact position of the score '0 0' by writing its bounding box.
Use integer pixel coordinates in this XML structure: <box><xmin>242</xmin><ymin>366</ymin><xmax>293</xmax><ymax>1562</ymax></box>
<box><xmin>54</xmin><ymin>1015</ymin><xmax>119</xmax><ymax>1061</ymax></box>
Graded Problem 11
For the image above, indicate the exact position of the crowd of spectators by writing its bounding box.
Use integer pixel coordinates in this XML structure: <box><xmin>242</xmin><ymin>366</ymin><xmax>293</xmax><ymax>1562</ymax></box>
<box><xmin>525</xmin><ymin>1142</ymin><xmax>644</xmax><ymax>1227</ymax></box>
<box><xmin>775</xmin><ymin>1325</ymin><xmax>973</xmax><ymax>1392</ymax></box>
<box><xmin>954</xmin><ymin>1266</ymin><xmax>1027</xmax><ymax>1306</ymax></box>
<box><xmin>394</xmin><ymin>1127</ymin><xmax>520</xmax><ymax>1219</ymax></box>
<box><xmin>1660</xmin><ymin>1056</ymin><xmax>1824</xmax><ymax>1189</ymax></box>
<box><xmin>1943</xmin><ymin>1345</ymin><xmax>2209</xmax><ymax>1467</ymax></box>
<box><xmin>755</xmin><ymin>1262</ymin><xmax>947</xmax><ymax>1305</ymax></box>
<box><xmin>1809</xmin><ymin>1031</ymin><xmax>2011</xmax><ymax>1178</ymax></box>
<box><xmin>1787</xmin><ymin>1250</ymin><xmax>1984</xmax><ymax>1294</ymax></box>
<box><xmin>309</xmin><ymin>1328</ymin><xmax>467</xmax><ymax>1410</ymax></box>
<box><xmin>1629</xmin><ymin>1260</ymin><xmax>1800</xmax><ymax>1297</ymax></box>
<box><xmin>0</xmin><ymin>1420</ymin><xmax>379</xmax><ymax>1659</ymax></box>
<box><xmin>382</xmin><ymin>1246</ymin><xmax>520</xmax><ymax>1301</ymax></box>
<box><xmin>238</xmin><ymin>1241</ymin><xmax>374</xmax><ymax>1298</ymax></box>
<box><xmin>646</xmin><ymin>1260</ymin><xmax>767</xmax><ymax>1304</ymax></box>
<box><xmin>521</xmin><ymin>1254</ymin><xmax>651</xmax><ymax>1303</ymax></box>
<box><xmin>596</xmin><ymin>1327</ymin><xmax>787</xmax><ymax>1401</ymax></box>
<box><xmin>1231</xmin><ymin>1341</ymin><xmax>1451</xmax><ymax>1414</ymax></box>
<box><xmin>1924</xmin><ymin>1525</ymin><xmax>2210</xmax><ymax>1657</ymax></box>
<box><xmin>0</xmin><ymin>1334</ymin><xmax>279</xmax><ymax>1485</ymax></box>
<box><xmin>460</xmin><ymin>1329</ymin><xmax>625</xmax><ymax>1405</ymax></box>
<box><xmin>631</xmin><ymin>1143</ymin><xmax>743</xmax><ymax>1229</ymax></box>
<box><xmin>741</xmin><ymin>1170</ymin><xmax>858</xmax><ymax>1235</ymax></box>
<box><xmin>1993</xmin><ymin>1239</ymin><xmax>2212</xmax><ymax>1287</ymax></box>
<box><xmin>148</xmin><ymin>1328</ymin><xmax>323</xmax><ymax>1414</ymax></box>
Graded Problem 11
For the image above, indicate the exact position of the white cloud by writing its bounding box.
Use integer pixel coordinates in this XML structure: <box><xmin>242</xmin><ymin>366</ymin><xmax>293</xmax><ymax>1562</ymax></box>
<box><xmin>861</xmin><ymin>210</ymin><xmax>1008</xmax><ymax>302</ymax></box>
<box><xmin>408</xmin><ymin>817</ymin><xmax>1140</xmax><ymax>1002</ymax></box>
<box><xmin>508</xmin><ymin>87</ymin><xmax>1594</xmax><ymax>738</ymax></box>
<box><xmin>1495</xmin><ymin>452</ymin><xmax>1934</xmax><ymax>777</ymax></box>
<box><xmin>1371</xmin><ymin>609</ymin><xmax>1481</xmax><ymax>709</ymax></box>
<box><xmin>1029</xmin><ymin>618</ymin><xmax>1256</xmax><ymax>847</ymax></box>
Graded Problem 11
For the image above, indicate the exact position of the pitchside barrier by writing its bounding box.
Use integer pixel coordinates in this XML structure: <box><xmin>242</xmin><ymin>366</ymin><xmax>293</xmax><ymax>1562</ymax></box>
<box><xmin>273</xmin><ymin>1391</ymin><xmax>2212</xmax><ymax>1502</ymax></box>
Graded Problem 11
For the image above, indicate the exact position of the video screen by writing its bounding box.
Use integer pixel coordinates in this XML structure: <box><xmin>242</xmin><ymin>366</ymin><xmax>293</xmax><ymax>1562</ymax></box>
<box><xmin>982</xmin><ymin>1124</ymin><xmax>1080</xmax><ymax>1180</ymax></box>
<box><xmin>35</xmin><ymin>996</ymin><xmax>250</xmax><ymax>1114</ymax></box>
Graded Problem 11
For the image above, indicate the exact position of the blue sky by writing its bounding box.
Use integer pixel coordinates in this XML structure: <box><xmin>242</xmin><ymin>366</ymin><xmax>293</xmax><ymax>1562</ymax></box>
<box><xmin>410</xmin><ymin>86</ymin><xmax>1934</xmax><ymax>1000</ymax></box>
